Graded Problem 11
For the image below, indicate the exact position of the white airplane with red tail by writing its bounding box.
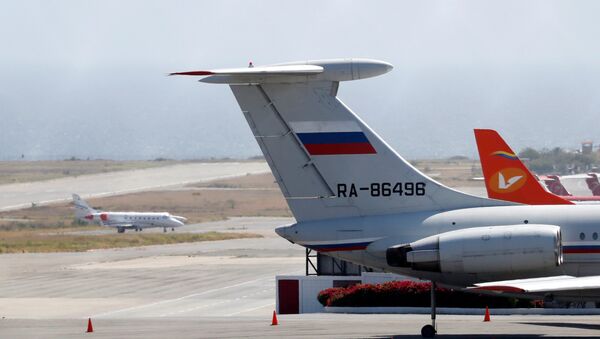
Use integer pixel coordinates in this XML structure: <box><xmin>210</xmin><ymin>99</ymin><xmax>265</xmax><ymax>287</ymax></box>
<box><xmin>73</xmin><ymin>194</ymin><xmax>186</xmax><ymax>233</ymax></box>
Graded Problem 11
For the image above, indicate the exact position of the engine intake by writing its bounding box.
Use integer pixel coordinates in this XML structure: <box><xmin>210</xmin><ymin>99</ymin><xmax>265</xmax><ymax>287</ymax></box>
<box><xmin>386</xmin><ymin>224</ymin><xmax>562</xmax><ymax>274</ymax></box>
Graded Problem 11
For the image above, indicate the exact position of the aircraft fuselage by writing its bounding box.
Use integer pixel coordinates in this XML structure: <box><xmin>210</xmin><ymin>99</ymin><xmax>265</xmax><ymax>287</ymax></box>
<box><xmin>85</xmin><ymin>212</ymin><xmax>184</xmax><ymax>231</ymax></box>
<box><xmin>277</xmin><ymin>204</ymin><xmax>600</xmax><ymax>288</ymax></box>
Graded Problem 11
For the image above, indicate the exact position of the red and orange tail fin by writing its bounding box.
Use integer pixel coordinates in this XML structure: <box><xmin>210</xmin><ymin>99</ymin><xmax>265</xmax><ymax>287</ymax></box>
<box><xmin>474</xmin><ymin>129</ymin><xmax>572</xmax><ymax>205</ymax></box>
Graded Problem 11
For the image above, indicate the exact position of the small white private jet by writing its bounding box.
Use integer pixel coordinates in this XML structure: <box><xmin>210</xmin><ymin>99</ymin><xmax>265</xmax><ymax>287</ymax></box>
<box><xmin>72</xmin><ymin>194</ymin><xmax>186</xmax><ymax>233</ymax></box>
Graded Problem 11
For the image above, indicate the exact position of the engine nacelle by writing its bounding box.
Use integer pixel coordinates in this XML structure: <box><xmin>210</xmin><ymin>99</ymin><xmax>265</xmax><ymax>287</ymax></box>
<box><xmin>386</xmin><ymin>224</ymin><xmax>562</xmax><ymax>274</ymax></box>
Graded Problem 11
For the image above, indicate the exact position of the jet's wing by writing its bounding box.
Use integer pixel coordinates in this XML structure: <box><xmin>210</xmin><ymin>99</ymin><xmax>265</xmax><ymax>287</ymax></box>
<box><xmin>469</xmin><ymin>275</ymin><xmax>600</xmax><ymax>299</ymax></box>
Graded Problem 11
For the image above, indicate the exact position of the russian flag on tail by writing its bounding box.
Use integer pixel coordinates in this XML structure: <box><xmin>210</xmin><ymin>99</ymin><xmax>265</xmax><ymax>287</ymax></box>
<box><xmin>291</xmin><ymin>121</ymin><xmax>376</xmax><ymax>156</ymax></box>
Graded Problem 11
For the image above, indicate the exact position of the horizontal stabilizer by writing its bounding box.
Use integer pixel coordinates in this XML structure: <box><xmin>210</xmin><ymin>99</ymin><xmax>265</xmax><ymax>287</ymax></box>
<box><xmin>170</xmin><ymin>58</ymin><xmax>393</xmax><ymax>84</ymax></box>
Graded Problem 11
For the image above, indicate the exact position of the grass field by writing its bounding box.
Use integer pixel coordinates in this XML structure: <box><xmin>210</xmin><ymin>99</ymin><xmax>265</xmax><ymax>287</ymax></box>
<box><xmin>0</xmin><ymin>230</ymin><xmax>261</xmax><ymax>253</ymax></box>
<box><xmin>412</xmin><ymin>159</ymin><xmax>483</xmax><ymax>187</ymax></box>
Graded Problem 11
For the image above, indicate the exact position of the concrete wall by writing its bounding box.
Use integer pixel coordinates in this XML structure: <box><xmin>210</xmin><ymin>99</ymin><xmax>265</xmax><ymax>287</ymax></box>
<box><xmin>276</xmin><ymin>272</ymin><xmax>408</xmax><ymax>314</ymax></box>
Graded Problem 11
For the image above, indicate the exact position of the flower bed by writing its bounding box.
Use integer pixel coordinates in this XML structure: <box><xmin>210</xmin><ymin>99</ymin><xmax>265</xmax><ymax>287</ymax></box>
<box><xmin>318</xmin><ymin>280</ymin><xmax>542</xmax><ymax>308</ymax></box>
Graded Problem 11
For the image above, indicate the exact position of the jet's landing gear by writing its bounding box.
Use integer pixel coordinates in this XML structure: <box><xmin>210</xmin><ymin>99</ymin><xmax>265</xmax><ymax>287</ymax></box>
<box><xmin>163</xmin><ymin>227</ymin><xmax>167</xmax><ymax>233</ymax></box>
<box><xmin>171</xmin><ymin>227</ymin><xmax>175</xmax><ymax>231</ymax></box>
<box><xmin>421</xmin><ymin>281</ymin><xmax>437</xmax><ymax>338</ymax></box>
<box><xmin>117</xmin><ymin>227</ymin><xmax>125</xmax><ymax>233</ymax></box>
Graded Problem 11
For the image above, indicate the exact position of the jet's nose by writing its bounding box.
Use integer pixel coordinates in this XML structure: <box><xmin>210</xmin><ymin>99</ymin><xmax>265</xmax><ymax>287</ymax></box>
<box><xmin>171</xmin><ymin>218</ymin><xmax>184</xmax><ymax>227</ymax></box>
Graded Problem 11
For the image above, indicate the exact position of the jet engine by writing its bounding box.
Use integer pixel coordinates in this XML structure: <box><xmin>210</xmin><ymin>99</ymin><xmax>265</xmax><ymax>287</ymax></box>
<box><xmin>386</xmin><ymin>224</ymin><xmax>562</xmax><ymax>274</ymax></box>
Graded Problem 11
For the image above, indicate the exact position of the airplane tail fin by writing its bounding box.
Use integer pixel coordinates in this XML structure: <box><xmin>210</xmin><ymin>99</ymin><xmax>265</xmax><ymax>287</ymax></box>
<box><xmin>172</xmin><ymin>59</ymin><xmax>509</xmax><ymax>222</ymax></box>
<box><xmin>586</xmin><ymin>173</ymin><xmax>600</xmax><ymax>196</ymax></box>
<box><xmin>542</xmin><ymin>175</ymin><xmax>572</xmax><ymax>196</ymax></box>
<box><xmin>474</xmin><ymin>129</ymin><xmax>572</xmax><ymax>205</ymax></box>
<box><xmin>72</xmin><ymin>194</ymin><xmax>97</xmax><ymax>218</ymax></box>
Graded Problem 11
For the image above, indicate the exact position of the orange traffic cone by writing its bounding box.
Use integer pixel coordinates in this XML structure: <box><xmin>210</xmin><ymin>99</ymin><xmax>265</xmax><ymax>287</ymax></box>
<box><xmin>271</xmin><ymin>310</ymin><xmax>278</xmax><ymax>326</ymax></box>
<box><xmin>483</xmin><ymin>306</ymin><xmax>491</xmax><ymax>322</ymax></box>
<box><xmin>86</xmin><ymin>318</ymin><xmax>94</xmax><ymax>333</ymax></box>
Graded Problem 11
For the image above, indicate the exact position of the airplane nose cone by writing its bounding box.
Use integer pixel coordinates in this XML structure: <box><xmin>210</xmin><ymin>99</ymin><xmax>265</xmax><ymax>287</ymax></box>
<box><xmin>168</xmin><ymin>217</ymin><xmax>184</xmax><ymax>227</ymax></box>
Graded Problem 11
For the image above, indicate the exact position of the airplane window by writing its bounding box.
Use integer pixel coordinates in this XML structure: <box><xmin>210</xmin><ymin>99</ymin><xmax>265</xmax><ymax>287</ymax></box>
<box><xmin>580</xmin><ymin>232</ymin><xmax>586</xmax><ymax>240</ymax></box>
<box><xmin>594</xmin><ymin>232</ymin><xmax>598</xmax><ymax>240</ymax></box>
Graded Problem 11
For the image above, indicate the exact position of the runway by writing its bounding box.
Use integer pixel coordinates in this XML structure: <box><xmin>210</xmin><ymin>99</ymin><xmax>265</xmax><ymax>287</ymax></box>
<box><xmin>0</xmin><ymin>161</ymin><xmax>269</xmax><ymax>211</ymax></box>
<box><xmin>0</xmin><ymin>217</ymin><xmax>300</xmax><ymax>319</ymax></box>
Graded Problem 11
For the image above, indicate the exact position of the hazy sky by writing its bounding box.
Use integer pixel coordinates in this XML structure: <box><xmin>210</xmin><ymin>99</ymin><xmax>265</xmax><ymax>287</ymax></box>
<box><xmin>2</xmin><ymin>1</ymin><xmax>600</xmax><ymax>160</ymax></box>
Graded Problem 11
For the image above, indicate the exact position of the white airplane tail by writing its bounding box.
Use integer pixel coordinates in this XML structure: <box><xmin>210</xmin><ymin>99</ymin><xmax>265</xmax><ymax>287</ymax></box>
<box><xmin>173</xmin><ymin>59</ymin><xmax>509</xmax><ymax>221</ymax></box>
<box><xmin>72</xmin><ymin>194</ymin><xmax>96</xmax><ymax>218</ymax></box>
